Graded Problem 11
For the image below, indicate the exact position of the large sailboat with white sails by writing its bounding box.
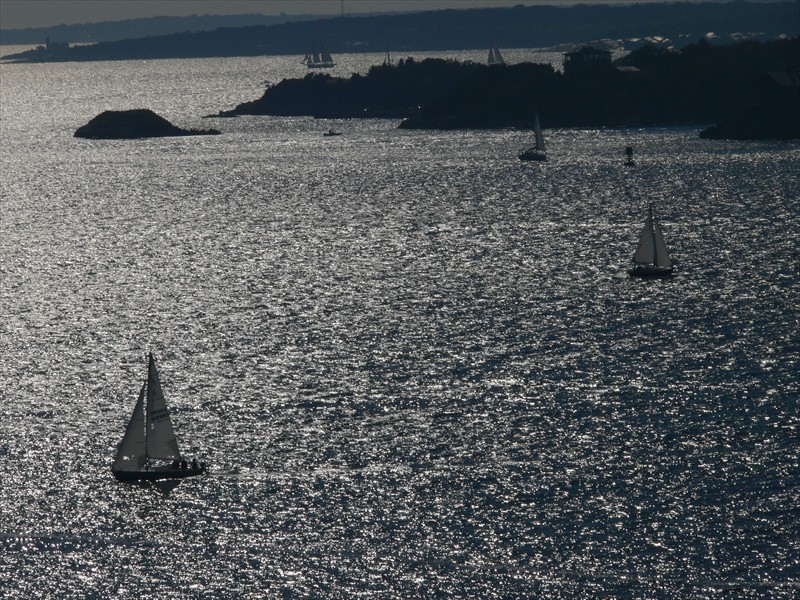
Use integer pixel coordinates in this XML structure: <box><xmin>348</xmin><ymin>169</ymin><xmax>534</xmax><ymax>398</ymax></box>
<box><xmin>302</xmin><ymin>44</ymin><xmax>335</xmax><ymax>69</ymax></box>
<box><xmin>111</xmin><ymin>353</ymin><xmax>206</xmax><ymax>482</ymax></box>
<box><xmin>629</xmin><ymin>204</ymin><xmax>674</xmax><ymax>277</ymax></box>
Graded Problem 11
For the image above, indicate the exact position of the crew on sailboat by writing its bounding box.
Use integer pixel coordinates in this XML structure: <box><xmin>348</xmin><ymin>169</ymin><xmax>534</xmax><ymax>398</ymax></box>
<box><xmin>112</xmin><ymin>353</ymin><xmax>208</xmax><ymax>482</ymax></box>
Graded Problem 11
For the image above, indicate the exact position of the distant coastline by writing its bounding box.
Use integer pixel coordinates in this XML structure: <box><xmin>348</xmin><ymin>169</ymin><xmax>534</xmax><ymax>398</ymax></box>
<box><xmin>2</xmin><ymin>2</ymin><xmax>797</xmax><ymax>64</ymax></box>
<box><xmin>0</xmin><ymin>44</ymin><xmax>38</xmax><ymax>59</ymax></box>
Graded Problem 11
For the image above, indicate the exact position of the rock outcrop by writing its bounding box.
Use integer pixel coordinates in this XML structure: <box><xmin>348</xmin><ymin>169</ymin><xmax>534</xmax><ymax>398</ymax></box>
<box><xmin>75</xmin><ymin>109</ymin><xmax>220</xmax><ymax>139</ymax></box>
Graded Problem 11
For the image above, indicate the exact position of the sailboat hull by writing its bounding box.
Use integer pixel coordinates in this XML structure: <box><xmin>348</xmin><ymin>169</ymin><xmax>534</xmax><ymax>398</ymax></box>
<box><xmin>112</xmin><ymin>466</ymin><xmax>206</xmax><ymax>482</ymax></box>
<box><xmin>628</xmin><ymin>266</ymin><xmax>673</xmax><ymax>277</ymax></box>
<box><xmin>518</xmin><ymin>150</ymin><xmax>546</xmax><ymax>161</ymax></box>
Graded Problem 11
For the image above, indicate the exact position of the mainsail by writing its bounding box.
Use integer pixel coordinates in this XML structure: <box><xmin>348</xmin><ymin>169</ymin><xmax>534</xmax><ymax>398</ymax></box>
<box><xmin>488</xmin><ymin>48</ymin><xmax>505</xmax><ymax>65</ymax></box>
<box><xmin>112</xmin><ymin>382</ymin><xmax>147</xmax><ymax>471</ymax></box>
<box><xmin>145</xmin><ymin>353</ymin><xmax>181</xmax><ymax>461</ymax></box>
<box><xmin>112</xmin><ymin>353</ymin><xmax>205</xmax><ymax>482</ymax></box>
<box><xmin>633</xmin><ymin>205</ymin><xmax>672</xmax><ymax>269</ymax></box>
<box><xmin>518</xmin><ymin>109</ymin><xmax>547</xmax><ymax>161</ymax></box>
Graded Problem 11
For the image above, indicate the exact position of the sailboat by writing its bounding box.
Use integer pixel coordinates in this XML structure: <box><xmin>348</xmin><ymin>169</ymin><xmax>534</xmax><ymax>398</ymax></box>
<box><xmin>111</xmin><ymin>353</ymin><xmax>206</xmax><ymax>482</ymax></box>
<box><xmin>487</xmin><ymin>47</ymin><xmax>505</xmax><ymax>65</ymax></box>
<box><xmin>624</xmin><ymin>146</ymin><xmax>635</xmax><ymax>166</ymax></box>
<box><xmin>519</xmin><ymin>110</ymin><xmax>546</xmax><ymax>161</ymax></box>
<box><xmin>629</xmin><ymin>204</ymin><xmax>674</xmax><ymax>277</ymax></box>
<box><xmin>302</xmin><ymin>44</ymin><xmax>335</xmax><ymax>69</ymax></box>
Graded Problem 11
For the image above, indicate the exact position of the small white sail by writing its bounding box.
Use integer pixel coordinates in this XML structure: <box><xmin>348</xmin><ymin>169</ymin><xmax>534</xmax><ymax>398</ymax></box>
<box><xmin>145</xmin><ymin>353</ymin><xmax>181</xmax><ymax>461</ymax></box>
<box><xmin>518</xmin><ymin>109</ymin><xmax>547</xmax><ymax>161</ymax></box>
<box><xmin>488</xmin><ymin>48</ymin><xmax>505</xmax><ymax>65</ymax></box>
<box><xmin>633</xmin><ymin>212</ymin><xmax>656</xmax><ymax>265</ymax></box>
<box><xmin>112</xmin><ymin>383</ymin><xmax>147</xmax><ymax>471</ymax></box>
<box><xmin>534</xmin><ymin>110</ymin><xmax>545</xmax><ymax>152</ymax></box>
<box><xmin>632</xmin><ymin>205</ymin><xmax>672</xmax><ymax>269</ymax></box>
<box><xmin>652</xmin><ymin>217</ymin><xmax>673</xmax><ymax>269</ymax></box>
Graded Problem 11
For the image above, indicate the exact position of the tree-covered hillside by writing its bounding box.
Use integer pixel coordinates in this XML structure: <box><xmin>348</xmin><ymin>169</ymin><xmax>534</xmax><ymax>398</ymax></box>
<box><xmin>212</xmin><ymin>37</ymin><xmax>799</xmax><ymax>139</ymax></box>
<box><xmin>4</xmin><ymin>2</ymin><xmax>798</xmax><ymax>63</ymax></box>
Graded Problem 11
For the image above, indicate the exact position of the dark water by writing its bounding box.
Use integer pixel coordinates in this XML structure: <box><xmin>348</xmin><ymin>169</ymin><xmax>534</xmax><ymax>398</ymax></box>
<box><xmin>1</xmin><ymin>52</ymin><xmax>798</xmax><ymax>598</ymax></box>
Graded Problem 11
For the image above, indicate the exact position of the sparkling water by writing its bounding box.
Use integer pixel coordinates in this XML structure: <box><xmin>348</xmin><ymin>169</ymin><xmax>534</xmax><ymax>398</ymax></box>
<box><xmin>1</xmin><ymin>50</ymin><xmax>798</xmax><ymax>598</ymax></box>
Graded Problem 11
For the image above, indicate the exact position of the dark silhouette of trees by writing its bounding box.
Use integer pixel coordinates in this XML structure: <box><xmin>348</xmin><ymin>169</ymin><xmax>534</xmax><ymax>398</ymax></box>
<box><xmin>4</xmin><ymin>2</ymin><xmax>797</xmax><ymax>63</ymax></box>
<box><xmin>215</xmin><ymin>58</ymin><xmax>481</xmax><ymax>119</ymax></box>
<box><xmin>213</xmin><ymin>37</ymin><xmax>799</xmax><ymax>139</ymax></box>
<box><xmin>401</xmin><ymin>37</ymin><xmax>799</xmax><ymax>131</ymax></box>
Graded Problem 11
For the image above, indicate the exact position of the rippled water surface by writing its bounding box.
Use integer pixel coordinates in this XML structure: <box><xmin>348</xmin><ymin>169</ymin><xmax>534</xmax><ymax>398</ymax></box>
<box><xmin>1</xmin><ymin>52</ymin><xmax>798</xmax><ymax>598</ymax></box>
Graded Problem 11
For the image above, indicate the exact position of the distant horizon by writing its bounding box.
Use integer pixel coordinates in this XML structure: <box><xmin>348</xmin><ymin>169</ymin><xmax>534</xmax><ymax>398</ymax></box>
<box><xmin>0</xmin><ymin>0</ymin><xmax>755</xmax><ymax>30</ymax></box>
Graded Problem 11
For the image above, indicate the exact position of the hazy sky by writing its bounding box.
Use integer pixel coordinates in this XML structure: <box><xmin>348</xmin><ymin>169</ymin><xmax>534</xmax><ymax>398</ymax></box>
<box><xmin>1</xmin><ymin>0</ymin><xmax>671</xmax><ymax>30</ymax></box>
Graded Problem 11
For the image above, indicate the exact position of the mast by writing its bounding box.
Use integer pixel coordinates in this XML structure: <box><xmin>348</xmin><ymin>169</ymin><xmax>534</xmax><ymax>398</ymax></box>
<box><xmin>534</xmin><ymin>110</ymin><xmax>545</xmax><ymax>151</ymax></box>
<box><xmin>649</xmin><ymin>204</ymin><xmax>658</xmax><ymax>267</ymax></box>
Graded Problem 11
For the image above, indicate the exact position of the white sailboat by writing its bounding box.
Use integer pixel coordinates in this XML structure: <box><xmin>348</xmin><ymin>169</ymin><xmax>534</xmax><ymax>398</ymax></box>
<box><xmin>112</xmin><ymin>353</ymin><xmax>206</xmax><ymax>482</ymax></box>
<box><xmin>629</xmin><ymin>204</ymin><xmax>674</xmax><ymax>277</ymax></box>
<box><xmin>519</xmin><ymin>110</ymin><xmax>546</xmax><ymax>161</ymax></box>
<box><xmin>302</xmin><ymin>44</ymin><xmax>335</xmax><ymax>69</ymax></box>
<box><xmin>488</xmin><ymin>47</ymin><xmax>505</xmax><ymax>65</ymax></box>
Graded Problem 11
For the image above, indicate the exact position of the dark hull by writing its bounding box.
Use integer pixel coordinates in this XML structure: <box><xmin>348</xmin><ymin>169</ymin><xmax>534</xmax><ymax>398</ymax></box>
<box><xmin>112</xmin><ymin>467</ymin><xmax>205</xmax><ymax>482</ymax></box>
<box><xmin>629</xmin><ymin>267</ymin><xmax>673</xmax><ymax>278</ymax></box>
<box><xmin>519</xmin><ymin>151</ymin><xmax>546</xmax><ymax>161</ymax></box>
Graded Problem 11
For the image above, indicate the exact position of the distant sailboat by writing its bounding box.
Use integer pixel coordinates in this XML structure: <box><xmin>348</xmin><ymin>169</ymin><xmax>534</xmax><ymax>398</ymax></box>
<box><xmin>629</xmin><ymin>204</ymin><xmax>674</xmax><ymax>277</ymax></box>
<box><xmin>303</xmin><ymin>44</ymin><xmax>335</xmax><ymax>69</ymax></box>
<box><xmin>112</xmin><ymin>353</ymin><xmax>206</xmax><ymax>482</ymax></box>
<box><xmin>519</xmin><ymin>110</ymin><xmax>546</xmax><ymax>161</ymax></box>
<box><xmin>625</xmin><ymin>146</ymin><xmax>635</xmax><ymax>166</ymax></box>
<box><xmin>488</xmin><ymin>47</ymin><xmax>505</xmax><ymax>65</ymax></box>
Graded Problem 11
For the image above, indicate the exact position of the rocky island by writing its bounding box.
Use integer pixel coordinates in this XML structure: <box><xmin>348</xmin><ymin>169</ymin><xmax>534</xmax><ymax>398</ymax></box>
<box><xmin>75</xmin><ymin>109</ymin><xmax>220</xmax><ymax>139</ymax></box>
<box><xmin>211</xmin><ymin>58</ymin><xmax>480</xmax><ymax>120</ymax></box>
<box><xmin>210</xmin><ymin>37</ymin><xmax>798</xmax><ymax>140</ymax></box>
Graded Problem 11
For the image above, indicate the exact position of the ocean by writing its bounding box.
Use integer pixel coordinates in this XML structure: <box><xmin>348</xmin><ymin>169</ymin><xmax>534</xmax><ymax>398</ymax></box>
<box><xmin>0</xmin><ymin>49</ymin><xmax>798</xmax><ymax>598</ymax></box>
